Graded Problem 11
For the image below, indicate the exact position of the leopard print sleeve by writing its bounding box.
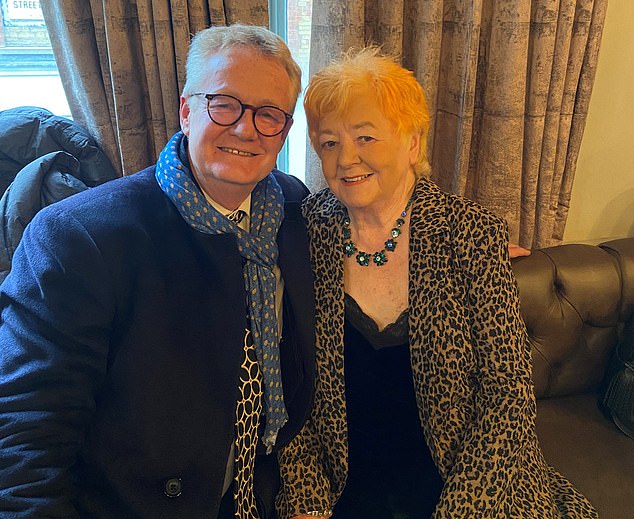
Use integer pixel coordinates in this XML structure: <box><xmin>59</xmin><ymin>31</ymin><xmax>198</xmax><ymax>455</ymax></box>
<box><xmin>432</xmin><ymin>213</ymin><xmax>546</xmax><ymax>516</ymax></box>
<box><xmin>276</xmin><ymin>418</ymin><xmax>332</xmax><ymax>519</ymax></box>
<box><xmin>275</xmin><ymin>190</ymin><xmax>339</xmax><ymax>519</ymax></box>
<box><xmin>432</xmin><ymin>205</ymin><xmax>597</xmax><ymax>518</ymax></box>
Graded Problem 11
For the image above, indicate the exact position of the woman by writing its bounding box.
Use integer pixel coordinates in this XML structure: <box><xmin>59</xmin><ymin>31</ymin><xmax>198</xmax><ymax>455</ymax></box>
<box><xmin>276</xmin><ymin>48</ymin><xmax>597</xmax><ymax>518</ymax></box>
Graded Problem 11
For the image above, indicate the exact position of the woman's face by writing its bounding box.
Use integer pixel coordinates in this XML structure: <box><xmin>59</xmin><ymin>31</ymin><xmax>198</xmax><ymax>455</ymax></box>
<box><xmin>315</xmin><ymin>89</ymin><xmax>420</xmax><ymax>214</ymax></box>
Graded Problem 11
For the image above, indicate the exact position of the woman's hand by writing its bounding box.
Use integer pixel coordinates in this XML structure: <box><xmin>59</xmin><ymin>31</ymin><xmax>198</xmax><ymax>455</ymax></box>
<box><xmin>509</xmin><ymin>242</ymin><xmax>531</xmax><ymax>258</ymax></box>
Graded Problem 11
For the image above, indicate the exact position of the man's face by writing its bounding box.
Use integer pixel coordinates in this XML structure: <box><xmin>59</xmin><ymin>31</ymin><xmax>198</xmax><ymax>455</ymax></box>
<box><xmin>180</xmin><ymin>46</ymin><xmax>294</xmax><ymax>209</ymax></box>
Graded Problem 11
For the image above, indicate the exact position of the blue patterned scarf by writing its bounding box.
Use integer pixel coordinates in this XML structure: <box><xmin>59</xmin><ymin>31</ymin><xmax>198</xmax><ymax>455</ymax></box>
<box><xmin>155</xmin><ymin>131</ymin><xmax>287</xmax><ymax>451</ymax></box>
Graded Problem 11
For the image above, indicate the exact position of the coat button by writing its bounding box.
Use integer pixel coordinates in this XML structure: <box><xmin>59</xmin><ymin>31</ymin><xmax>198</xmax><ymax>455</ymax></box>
<box><xmin>164</xmin><ymin>478</ymin><xmax>182</xmax><ymax>498</ymax></box>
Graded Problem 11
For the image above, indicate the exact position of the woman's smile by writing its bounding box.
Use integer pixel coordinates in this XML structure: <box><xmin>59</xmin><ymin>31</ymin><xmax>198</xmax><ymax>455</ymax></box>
<box><xmin>341</xmin><ymin>173</ymin><xmax>374</xmax><ymax>184</ymax></box>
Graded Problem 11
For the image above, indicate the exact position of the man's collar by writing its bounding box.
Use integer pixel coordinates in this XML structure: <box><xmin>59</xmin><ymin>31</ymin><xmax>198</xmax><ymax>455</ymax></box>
<box><xmin>179</xmin><ymin>134</ymin><xmax>192</xmax><ymax>171</ymax></box>
<box><xmin>205</xmin><ymin>193</ymin><xmax>251</xmax><ymax>221</ymax></box>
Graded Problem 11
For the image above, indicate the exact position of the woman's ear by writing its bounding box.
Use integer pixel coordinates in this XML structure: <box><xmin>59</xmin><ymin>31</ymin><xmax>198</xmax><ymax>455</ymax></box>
<box><xmin>408</xmin><ymin>132</ymin><xmax>421</xmax><ymax>167</ymax></box>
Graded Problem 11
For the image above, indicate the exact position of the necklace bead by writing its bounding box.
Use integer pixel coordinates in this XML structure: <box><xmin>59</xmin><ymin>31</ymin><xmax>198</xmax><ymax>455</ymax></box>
<box><xmin>342</xmin><ymin>196</ymin><xmax>413</xmax><ymax>267</ymax></box>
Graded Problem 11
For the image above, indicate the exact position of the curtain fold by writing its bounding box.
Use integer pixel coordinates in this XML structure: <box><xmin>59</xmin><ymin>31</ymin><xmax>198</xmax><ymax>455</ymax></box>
<box><xmin>42</xmin><ymin>0</ymin><xmax>269</xmax><ymax>177</ymax></box>
<box><xmin>306</xmin><ymin>0</ymin><xmax>608</xmax><ymax>248</ymax></box>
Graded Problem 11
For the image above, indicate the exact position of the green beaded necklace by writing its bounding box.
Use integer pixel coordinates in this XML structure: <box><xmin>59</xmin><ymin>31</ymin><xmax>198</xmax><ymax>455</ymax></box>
<box><xmin>342</xmin><ymin>196</ymin><xmax>413</xmax><ymax>267</ymax></box>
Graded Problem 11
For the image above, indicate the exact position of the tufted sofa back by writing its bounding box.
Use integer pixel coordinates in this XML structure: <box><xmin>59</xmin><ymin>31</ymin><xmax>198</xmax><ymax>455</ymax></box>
<box><xmin>511</xmin><ymin>238</ymin><xmax>634</xmax><ymax>399</ymax></box>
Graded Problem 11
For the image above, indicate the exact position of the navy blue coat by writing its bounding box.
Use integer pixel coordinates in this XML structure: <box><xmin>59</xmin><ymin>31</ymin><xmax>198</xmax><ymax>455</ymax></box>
<box><xmin>0</xmin><ymin>167</ymin><xmax>315</xmax><ymax>518</ymax></box>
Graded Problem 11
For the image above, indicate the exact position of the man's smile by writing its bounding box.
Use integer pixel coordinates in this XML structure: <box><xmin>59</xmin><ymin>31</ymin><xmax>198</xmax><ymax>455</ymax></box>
<box><xmin>218</xmin><ymin>146</ymin><xmax>257</xmax><ymax>157</ymax></box>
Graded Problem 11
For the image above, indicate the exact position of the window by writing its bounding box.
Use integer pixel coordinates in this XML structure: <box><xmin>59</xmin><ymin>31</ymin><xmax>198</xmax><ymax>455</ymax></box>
<box><xmin>270</xmin><ymin>0</ymin><xmax>312</xmax><ymax>182</ymax></box>
<box><xmin>0</xmin><ymin>0</ymin><xmax>70</xmax><ymax>116</ymax></box>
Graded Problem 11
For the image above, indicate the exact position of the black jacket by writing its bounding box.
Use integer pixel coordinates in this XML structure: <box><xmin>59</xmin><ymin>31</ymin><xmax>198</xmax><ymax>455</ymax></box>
<box><xmin>0</xmin><ymin>151</ymin><xmax>91</xmax><ymax>281</ymax></box>
<box><xmin>0</xmin><ymin>106</ymin><xmax>117</xmax><ymax>197</ymax></box>
<box><xmin>0</xmin><ymin>106</ymin><xmax>118</xmax><ymax>282</ymax></box>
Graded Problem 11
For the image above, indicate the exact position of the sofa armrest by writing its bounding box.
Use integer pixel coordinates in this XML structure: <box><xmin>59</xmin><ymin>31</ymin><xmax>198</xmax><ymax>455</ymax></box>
<box><xmin>600</xmin><ymin>237</ymin><xmax>634</xmax><ymax>322</ymax></box>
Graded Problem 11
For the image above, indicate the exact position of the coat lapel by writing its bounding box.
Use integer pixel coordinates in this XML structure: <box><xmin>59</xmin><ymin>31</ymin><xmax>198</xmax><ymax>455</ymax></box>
<box><xmin>408</xmin><ymin>180</ymin><xmax>478</xmax><ymax>479</ymax></box>
<box><xmin>275</xmin><ymin>200</ymin><xmax>316</xmax><ymax>446</ymax></box>
<box><xmin>302</xmin><ymin>190</ymin><xmax>349</xmax><ymax>497</ymax></box>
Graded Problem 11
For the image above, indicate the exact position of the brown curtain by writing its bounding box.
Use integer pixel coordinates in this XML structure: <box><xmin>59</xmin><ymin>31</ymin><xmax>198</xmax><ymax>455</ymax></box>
<box><xmin>307</xmin><ymin>0</ymin><xmax>608</xmax><ymax>248</ymax></box>
<box><xmin>41</xmin><ymin>0</ymin><xmax>269</xmax><ymax>177</ymax></box>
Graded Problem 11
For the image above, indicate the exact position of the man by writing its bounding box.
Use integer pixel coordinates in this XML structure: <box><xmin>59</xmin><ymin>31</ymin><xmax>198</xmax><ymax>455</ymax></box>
<box><xmin>0</xmin><ymin>24</ymin><xmax>314</xmax><ymax>519</ymax></box>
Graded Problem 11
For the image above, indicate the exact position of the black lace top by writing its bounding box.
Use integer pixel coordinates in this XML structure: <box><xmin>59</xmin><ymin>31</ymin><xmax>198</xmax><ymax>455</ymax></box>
<box><xmin>334</xmin><ymin>294</ymin><xmax>443</xmax><ymax>518</ymax></box>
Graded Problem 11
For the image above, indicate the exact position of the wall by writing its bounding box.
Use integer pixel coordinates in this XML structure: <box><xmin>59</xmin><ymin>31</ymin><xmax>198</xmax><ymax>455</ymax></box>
<box><xmin>563</xmin><ymin>0</ymin><xmax>634</xmax><ymax>244</ymax></box>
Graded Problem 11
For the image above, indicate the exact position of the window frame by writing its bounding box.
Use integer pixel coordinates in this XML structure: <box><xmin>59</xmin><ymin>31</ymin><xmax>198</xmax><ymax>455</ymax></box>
<box><xmin>268</xmin><ymin>0</ymin><xmax>290</xmax><ymax>174</ymax></box>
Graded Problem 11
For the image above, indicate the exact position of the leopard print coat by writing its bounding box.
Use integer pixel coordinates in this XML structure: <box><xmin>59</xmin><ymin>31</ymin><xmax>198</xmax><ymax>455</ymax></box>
<box><xmin>276</xmin><ymin>179</ymin><xmax>598</xmax><ymax>518</ymax></box>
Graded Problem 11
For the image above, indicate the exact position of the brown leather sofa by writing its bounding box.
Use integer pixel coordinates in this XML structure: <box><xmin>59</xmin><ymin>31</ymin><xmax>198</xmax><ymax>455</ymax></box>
<box><xmin>512</xmin><ymin>237</ymin><xmax>634</xmax><ymax>519</ymax></box>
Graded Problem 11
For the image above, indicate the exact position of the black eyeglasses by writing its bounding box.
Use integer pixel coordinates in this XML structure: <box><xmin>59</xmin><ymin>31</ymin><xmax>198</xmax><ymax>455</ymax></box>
<box><xmin>191</xmin><ymin>93</ymin><xmax>293</xmax><ymax>137</ymax></box>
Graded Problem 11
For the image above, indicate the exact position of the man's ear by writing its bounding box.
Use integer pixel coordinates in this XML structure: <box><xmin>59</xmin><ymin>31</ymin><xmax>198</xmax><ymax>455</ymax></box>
<box><xmin>281</xmin><ymin>118</ymin><xmax>294</xmax><ymax>141</ymax></box>
<box><xmin>179</xmin><ymin>96</ymin><xmax>191</xmax><ymax>136</ymax></box>
<box><xmin>273</xmin><ymin>118</ymin><xmax>294</xmax><ymax>154</ymax></box>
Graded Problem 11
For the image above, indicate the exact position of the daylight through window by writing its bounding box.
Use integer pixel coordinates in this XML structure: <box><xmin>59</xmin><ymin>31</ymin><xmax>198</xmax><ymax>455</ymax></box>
<box><xmin>0</xmin><ymin>0</ymin><xmax>70</xmax><ymax>116</ymax></box>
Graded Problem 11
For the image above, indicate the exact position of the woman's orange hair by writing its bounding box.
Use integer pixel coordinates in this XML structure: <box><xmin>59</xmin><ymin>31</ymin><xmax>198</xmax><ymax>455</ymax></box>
<box><xmin>304</xmin><ymin>46</ymin><xmax>431</xmax><ymax>176</ymax></box>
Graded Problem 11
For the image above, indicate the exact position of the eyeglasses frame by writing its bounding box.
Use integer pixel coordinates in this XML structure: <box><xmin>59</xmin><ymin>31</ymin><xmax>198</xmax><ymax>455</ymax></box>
<box><xmin>190</xmin><ymin>93</ymin><xmax>293</xmax><ymax>137</ymax></box>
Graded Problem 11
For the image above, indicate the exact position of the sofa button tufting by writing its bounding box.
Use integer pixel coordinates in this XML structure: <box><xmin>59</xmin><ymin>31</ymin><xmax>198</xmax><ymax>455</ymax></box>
<box><xmin>164</xmin><ymin>477</ymin><xmax>182</xmax><ymax>498</ymax></box>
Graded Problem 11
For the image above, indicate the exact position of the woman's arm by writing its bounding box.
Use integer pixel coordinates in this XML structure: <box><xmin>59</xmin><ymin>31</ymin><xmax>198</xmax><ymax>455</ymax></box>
<box><xmin>433</xmin><ymin>218</ymin><xmax>551</xmax><ymax>517</ymax></box>
<box><xmin>276</xmin><ymin>417</ymin><xmax>333</xmax><ymax>519</ymax></box>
